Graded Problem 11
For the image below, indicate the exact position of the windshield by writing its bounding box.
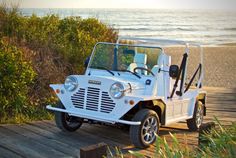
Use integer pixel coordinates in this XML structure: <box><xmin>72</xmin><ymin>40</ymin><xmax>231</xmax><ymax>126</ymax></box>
<box><xmin>88</xmin><ymin>43</ymin><xmax>162</xmax><ymax>76</ymax></box>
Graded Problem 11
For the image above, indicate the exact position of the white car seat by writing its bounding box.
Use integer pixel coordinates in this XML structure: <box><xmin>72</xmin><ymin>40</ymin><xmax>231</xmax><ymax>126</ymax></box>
<box><xmin>128</xmin><ymin>53</ymin><xmax>148</xmax><ymax>75</ymax></box>
<box><xmin>151</xmin><ymin>53</ymin><xmax>172</xmax><ymax>98</ymax></box>
<box><xmin>151</xmin><ymin>53</ymin><xmax>169</xmax><ymax>75</ymax></box>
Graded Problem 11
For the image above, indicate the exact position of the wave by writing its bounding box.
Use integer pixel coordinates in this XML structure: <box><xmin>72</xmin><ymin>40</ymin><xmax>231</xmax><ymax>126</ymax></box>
<box><xmin>120</xmin><ymin>27</ymin><xmax>198</xmax><ymax>32</ymax></box>
<box><xmin>20</xmin><ymin>8</ymin><xmax>236</xmax><ymax>44</ymax></box>
<box><xmin>224</xmin><ymin>28</ymin><xmax>236</xmax><ymax>31</ymax></box>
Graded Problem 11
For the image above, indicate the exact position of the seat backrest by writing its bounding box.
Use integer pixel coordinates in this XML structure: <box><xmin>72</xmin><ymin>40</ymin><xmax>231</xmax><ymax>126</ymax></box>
<box><xmin>151</xmin><ymin>65</ymin><xmax>159</xmax><ymax>75</ymax></box>
<box><xmin>151</xmin><ymin>53</ymin><xmax>168</xmax><ymax>75</ymax></box>
<box><xmin>134</xmin><ymin>53</ymin><xmax>147</xmax><ymax>64</ymax></box>
<box><xmin>128</xmin><ymin>53</ymin><xmax>148</xmax><ymax>75</ymax></box>
<box><xmin>151</xmin><ymin>53</ymin><xmax>172</xmax><ymax>98</ymax></box>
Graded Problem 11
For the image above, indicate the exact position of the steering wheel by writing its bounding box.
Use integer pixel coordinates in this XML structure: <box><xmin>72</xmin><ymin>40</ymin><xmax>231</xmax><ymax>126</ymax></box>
<box><xmin>134</xmin><ymin>67</ymin><xmax>155</xmax><ymax>77</ymax></box>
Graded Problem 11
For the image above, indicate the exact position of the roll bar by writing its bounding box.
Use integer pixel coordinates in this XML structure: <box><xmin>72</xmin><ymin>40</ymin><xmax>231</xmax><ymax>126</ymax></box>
<box><xmin>116</xmin><ymin>37</ymin><xmax>204</xmax><ymax>96</ymax></box>
<box><xmin>116</xmin><ymin>37</ymin><xmax>188</xmax><ymax>46</ymax></box>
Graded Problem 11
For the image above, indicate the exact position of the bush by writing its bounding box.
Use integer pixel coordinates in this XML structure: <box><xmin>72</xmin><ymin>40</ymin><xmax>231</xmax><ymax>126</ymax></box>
<box><xmin>0</xmin><ymin>2</ymin><xmax>118</xmax><ymax>123</ymax></box>
<box><xmin>0</xmin><ymin>6</ymin><xmax>118</xmax><ymax>73</ymax></box>
<box><xmin>0</xmin><ymin>39</ymin><xmax>36</xmax><ymax>122</ymax></box>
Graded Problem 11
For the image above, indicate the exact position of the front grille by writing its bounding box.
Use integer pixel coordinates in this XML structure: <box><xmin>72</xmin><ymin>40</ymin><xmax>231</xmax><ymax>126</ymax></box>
<box><xmin>71</xmin><ymin>88</ymin><xmax>85</xmax><ymax>109</ymax></box>
<box><xmin>101</xmin><ymin>92</ymin><xmax>115</xmax><ymax>113</ymax></box>
<box><xmin>86</xmin><ymin>87</ymin><xmax>99</xmax><ymax>111</ymax></box>
<box><xmin>71</xmin><ymin>87</ymin><xmax>116</xmax><ymax>113</ymax></box>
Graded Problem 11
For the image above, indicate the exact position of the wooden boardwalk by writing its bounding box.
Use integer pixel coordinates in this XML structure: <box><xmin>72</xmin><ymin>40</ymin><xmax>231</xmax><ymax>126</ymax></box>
<box><xmin>0</xmin><ymin>87</ymin><xmax>235</xmax><ymax>158</ymax></box>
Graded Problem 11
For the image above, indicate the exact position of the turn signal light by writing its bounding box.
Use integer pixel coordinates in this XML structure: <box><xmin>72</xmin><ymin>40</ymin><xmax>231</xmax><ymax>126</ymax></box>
<box><xmin>129</xmin><ymin>100</ymin><xmax>135</xmax><ymax>105</ymax></box>
<box><xmin>55</xmin><ymin>89</ymin><xmax>60</xmax><ymax>94</ymax></box>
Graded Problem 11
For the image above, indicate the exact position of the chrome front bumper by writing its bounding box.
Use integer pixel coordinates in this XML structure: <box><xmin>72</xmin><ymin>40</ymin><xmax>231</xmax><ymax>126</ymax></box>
<box><xmin>46</xmin><ymin>105</ymin><xmax>141</xmax><ymax>125</ymax></box>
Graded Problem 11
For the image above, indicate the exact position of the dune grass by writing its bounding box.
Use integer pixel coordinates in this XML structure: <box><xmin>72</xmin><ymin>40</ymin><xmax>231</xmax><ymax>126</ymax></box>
<box><xmin>106</xmin><ymin>118</ymin><xmax>236</xmax><ymax>158</ymax></box>
<box><xmin>0</xmin><ymin>2</ymin><xmax>117</xmax><ymax>123</ymax></box>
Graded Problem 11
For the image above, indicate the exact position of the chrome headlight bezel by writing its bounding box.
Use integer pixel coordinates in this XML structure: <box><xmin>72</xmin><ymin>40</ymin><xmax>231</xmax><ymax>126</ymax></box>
<box><xmin>110</xmin><ymin>82</ymin><xmax>124</xmax><ymax>99</ymax></box>
<box><xmin>64</xmin><ymin>76</ymin><xmax>78</xmax><ymax>92</ymax></box>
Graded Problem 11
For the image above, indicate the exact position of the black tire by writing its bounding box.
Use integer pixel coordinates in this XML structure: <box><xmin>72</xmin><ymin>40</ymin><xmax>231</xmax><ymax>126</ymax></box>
<box><xmin>187</xmin><ymin>101</ymin><xmax>204</xmax><ymax>131</ymax></box>
<box><xmin>55</xmin><ymin>102</ymin><xmax>83</xmax><ymax>132</ymax></box>
<box><xmin>129</xmin><ymin>109</ymin><xmax>160</xmax><ymax>148</ymax></box>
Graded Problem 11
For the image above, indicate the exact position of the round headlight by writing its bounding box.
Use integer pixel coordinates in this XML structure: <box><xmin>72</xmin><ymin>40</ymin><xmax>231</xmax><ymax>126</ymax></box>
<box><xmin>110</xmin><ymin>82</ymin><xmax>124</xmax><ymax>99</ymax></box>
<box><xmin>64</xmin><ymin>76</ymin><xmax>78</xmax><ymax>92</ymax></box>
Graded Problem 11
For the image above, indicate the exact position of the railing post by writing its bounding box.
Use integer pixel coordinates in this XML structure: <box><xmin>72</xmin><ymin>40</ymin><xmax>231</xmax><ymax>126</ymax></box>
<box><xmin>80</xmin><ymin>142</ymin><xmax>107</xmax><ymax>158</ymax></box>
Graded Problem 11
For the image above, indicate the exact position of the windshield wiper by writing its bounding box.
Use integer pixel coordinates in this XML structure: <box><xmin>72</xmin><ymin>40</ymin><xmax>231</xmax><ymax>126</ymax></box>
<box><xmin>117</xmin><ymin>69</ymin><xmax>141</xmax><ymax>79</ymax></box>
<box><xmin>97</xmin><ymin>66</ymin><xmax>114</xmax><ymax>76</ymax></box>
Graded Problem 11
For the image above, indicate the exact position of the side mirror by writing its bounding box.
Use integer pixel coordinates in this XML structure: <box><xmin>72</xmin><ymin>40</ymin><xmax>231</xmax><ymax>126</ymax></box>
<box><xmin>84</xmin><ymin>56</ymin><xmax>90</xmax><ymax>68</ymax></box>
<box><xmin>169</xmin><ymin>65</ymin><xmax>179</xmax><ymax>78</ymax></box>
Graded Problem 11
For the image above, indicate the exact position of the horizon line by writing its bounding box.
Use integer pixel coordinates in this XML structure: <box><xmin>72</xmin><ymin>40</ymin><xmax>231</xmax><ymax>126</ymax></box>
<box><xmin>17</xmin><ymin>7</ymin><xmax>236</xmax><ymax>12</ymax></box>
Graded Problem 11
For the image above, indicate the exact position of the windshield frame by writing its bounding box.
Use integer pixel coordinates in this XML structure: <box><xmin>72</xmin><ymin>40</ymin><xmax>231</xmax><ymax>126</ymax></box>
<box><xmin>85</xmin><ymin>42</ymin><xmax>164</xmax><ymax>75</ymax></box>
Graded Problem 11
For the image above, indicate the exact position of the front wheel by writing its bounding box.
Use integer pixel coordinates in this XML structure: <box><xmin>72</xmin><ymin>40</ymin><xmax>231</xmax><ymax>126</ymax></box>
<box><xmin>55</xmin><ymin>102</ymin><xmax>83</xmax><ymax>132</ymax></box>
<box><xmin>187</xmin><ymin>101</ymin><xmax>204</xmax><ymax>131</ymax></box>
<box><xmin>130</xmin><ymin>109</ymin><xmax>160</xmax><ymax>148</ymax></box>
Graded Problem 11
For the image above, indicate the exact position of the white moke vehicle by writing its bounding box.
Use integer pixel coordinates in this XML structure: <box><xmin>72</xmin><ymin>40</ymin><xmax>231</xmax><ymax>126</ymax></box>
<box><xmin>46</xmin><ymin>37</ymin><xmax>206</xmax><ymax>148</ymax></box>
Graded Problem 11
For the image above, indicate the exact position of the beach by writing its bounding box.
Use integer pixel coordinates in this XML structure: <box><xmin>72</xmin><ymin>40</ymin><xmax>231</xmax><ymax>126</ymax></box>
<box><xmin>202</xmin><ymin>46</ymin><xmax>236</xmax><ymax>88</ymax></box>
<box><xmin>166</xmin><ymin>45</ymin><xmax>236</xmax><ymax>88</ymax></box>
<box><xmin>20</xmin><ymin>8</ymin><xmax>236</xmax><ymax>45</ymax></box>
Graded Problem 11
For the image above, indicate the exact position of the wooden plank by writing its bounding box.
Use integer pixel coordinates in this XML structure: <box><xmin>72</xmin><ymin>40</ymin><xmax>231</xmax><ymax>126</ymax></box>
<box><xmin>0</xmin><ymin>127</ymin><xmax>67</xmax><ymax>158</ymax></box>
<box><xmin>5</xmin><ymin>124</ymin><xmax>81</xmax><ymax>157</ymax></box>
<box><xmin>34</xmin><ymin>121</ymin><xmax>124</xmax><ymax>147</ymax></box>
<box><xmin>80</xmin><ymin>125</ymin><xmax>131</xmax><ymax>146</ymax></box>
<box><xmin>22</xmin><ymin>122</ymin><xmax>97</xmax><ymax>147</ymax></box>
<box><xmin>0</xmin><ymin>144</ymin><xmax>24</xmax><ymax>158</ymax></box>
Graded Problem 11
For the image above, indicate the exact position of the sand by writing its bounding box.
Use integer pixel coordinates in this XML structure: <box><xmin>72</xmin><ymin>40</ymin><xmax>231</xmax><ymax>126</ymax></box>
<box><xmin>202</xmin><ymin>46</ymin><xmax>236</xmax><ymax>88</ymax></box>
<box><xmin>165</xmin><ymin>46</ymin><xmax>236</xmax><ymax>88</ymax></box>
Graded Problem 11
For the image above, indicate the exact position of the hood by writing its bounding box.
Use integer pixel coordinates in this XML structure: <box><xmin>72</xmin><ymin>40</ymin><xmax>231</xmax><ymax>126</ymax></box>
<box><xmin>72</xmin><ymin>74</ymin><xmax>146</xmax><ymax>91</ymax></box>
<box><xmin>98</xmin><ymin>75</ymin><xmax>145</xmax><ymax>90</ymax></box>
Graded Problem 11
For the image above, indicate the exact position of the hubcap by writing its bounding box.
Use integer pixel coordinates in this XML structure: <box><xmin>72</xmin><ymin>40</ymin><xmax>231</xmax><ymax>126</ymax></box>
<box><xmin>141</xmin><ymin>116</ymin><xmax>158</xmax><ymax>144</ymax></box>
<box><xmin>196</xmin><ymin>105</ymin><xmax>203</xmax><ymax>127</ymax></box>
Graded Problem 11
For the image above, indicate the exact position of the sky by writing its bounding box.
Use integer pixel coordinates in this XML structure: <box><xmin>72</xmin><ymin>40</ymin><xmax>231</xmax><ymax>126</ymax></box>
<box><xmin>3</xmin><ymin>0</ymin><xmax>236</xmax><ymax>10</ymax></box>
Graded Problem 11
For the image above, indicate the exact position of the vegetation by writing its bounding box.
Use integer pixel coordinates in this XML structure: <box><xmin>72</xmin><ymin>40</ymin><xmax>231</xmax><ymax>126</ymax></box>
<box><xmin>107</xmin><ymin>119</ymin><xmax>236</xmax><ymax>158</ymax></box>
<box><xmin>0</xmin><ymin>40</ymin><xmax>34</xmax><ymax>122</ymax></box>
<box><xmin>0</xmin><ymin>2</ymin><xmax>118</xmax><ymax>123</ymax></box>
<box><xmin>198</xmin><ymin>119</ymin><xmax>236</xmax><ymax>158</ymax></box>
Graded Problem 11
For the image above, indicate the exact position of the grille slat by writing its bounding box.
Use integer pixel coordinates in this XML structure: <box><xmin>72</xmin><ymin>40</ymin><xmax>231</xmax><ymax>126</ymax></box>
<box><xmin>72</xmin><ymin>96</ymin><xmax>84</xmax><ymax>99</ymax></box>
<box><xmin>87</xmin><ymin>94</ymin><xmax>99</xmax><ymax>97</ymax></box>
<box><xmin>71</xmin><ymin>87</ymin><xmax>116</xmax><ymax>113</ymax></box>
<box><xmin>86</xmin><ymin>105</ymin><xmax>98</xmax><ymax>109</ymax></box>
<box><xmin>86</xmin><ymin>101</ymin><xmax>98</xmax><ymax>104</ymax></box>
<box><xmin>72</xmin><ymin>101</ymin><xmax>84</xmax><ymax>104</ymax></box>
<box><xmin>101</xmin><ymin>104</ymin><xmax>115</xmax><ymax>107</ymax></box>
<box><xmin>101</xmin><ymin>107</ymin><xmax>113</xmax><ymax>110</ymax></box>
<box><xmin>101</xmin><ymin>101</ymin><xmax>114</xmax><ymax>104</ymax></box>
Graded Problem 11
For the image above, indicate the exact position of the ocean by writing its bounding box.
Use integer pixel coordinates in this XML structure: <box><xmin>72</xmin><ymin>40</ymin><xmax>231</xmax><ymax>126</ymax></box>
<box><xmin>20</xmin><ymin>8</ymin><xmax>236</xmax><ymax>45</ymax></box>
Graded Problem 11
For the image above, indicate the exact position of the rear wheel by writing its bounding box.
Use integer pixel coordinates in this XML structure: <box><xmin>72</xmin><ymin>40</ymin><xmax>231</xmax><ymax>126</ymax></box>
<box><xmin>55</xmin><ymin>102</ymin><xmax>83</xmax><ymax>132</ymax></box>
<box><xmin>187</xmin><ymin>101</ymin><xmax>204</xmax><ymax>131</ymax></box>
<box><xmin>130</xmin><ymin>109</ymin><xmax>160</xmax><ymax>148</ymax></box>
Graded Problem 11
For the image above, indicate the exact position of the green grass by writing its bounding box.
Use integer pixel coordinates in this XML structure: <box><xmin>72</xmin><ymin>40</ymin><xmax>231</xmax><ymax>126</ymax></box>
<box><xmin>106</xmin><ymin>118</ymin><xmax>236</xmax><ymax>158</ymax></box>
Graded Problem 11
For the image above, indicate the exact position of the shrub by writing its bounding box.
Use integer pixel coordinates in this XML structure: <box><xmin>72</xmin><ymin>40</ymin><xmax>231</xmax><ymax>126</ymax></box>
<box><xmin>0</xmin><ymin>39</ymin><xmax>36</xmax><ymax>122</ymax></box>
<box><xmin>0</xmin><ymin>2</ymin><xmax>118</xmax><ymax>122</ymax></box>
